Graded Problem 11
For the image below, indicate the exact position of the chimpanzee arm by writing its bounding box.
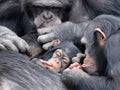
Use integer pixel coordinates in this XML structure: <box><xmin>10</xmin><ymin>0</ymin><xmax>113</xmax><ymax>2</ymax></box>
<box><xmin>0</xmin><ymin>26</ymin><xmax>30</xmax><ymax>55</ymax></box>
<box><xmin>37</xmin><ymin>21</ymin><xmax>89</xmax><ymax>50</ymax></box>
<box><xmin>61</xmin><ymin>68</ymin><xmax>116</xmax><ymax>90</ymax></box>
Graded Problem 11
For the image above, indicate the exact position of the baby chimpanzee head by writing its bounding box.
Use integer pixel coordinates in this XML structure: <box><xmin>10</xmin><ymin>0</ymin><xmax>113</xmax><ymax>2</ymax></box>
<box><xmin>41</xmin><ymin>41</ymin><xmax>80</xmax><ymax>72</ymax></box>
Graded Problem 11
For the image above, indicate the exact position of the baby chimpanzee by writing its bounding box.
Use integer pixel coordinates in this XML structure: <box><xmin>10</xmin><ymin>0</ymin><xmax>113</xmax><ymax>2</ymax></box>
<box><xmin>32</xmin><ymin>41</ymin><xmax>81</xmax><ymax>72</ymax></box>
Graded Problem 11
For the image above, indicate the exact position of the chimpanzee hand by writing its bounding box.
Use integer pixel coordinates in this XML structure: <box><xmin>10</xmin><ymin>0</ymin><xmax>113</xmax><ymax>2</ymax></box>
<box><xmin>0</xmin><ymin>26</ymin><xmax>30</xmax><ymax>55</ymax></box>
<box><xmin>37</xmin><ymin>22</ymin><xmax>74</xmax><ymax>50</ymax></box>
<box><xmin>61</xmin><ymin>63</ymin><xmax>89</xmax><ymax>87</ymax></box>
<box><xmin>37</xmin><ymin>22</ymin><xmax>87</xmax><ymax>50</ymax></box>
<box><xmin>72</xmin><ymin>53</ymin><xmax>85</xmax><ymax>63</ymax></box>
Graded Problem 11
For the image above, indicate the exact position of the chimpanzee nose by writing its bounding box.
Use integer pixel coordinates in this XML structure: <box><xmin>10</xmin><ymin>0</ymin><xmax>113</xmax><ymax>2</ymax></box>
<box><xmin>42</xmin><ymin>11</ymin><xmax>53</xmax><ymax>20</ymax></box>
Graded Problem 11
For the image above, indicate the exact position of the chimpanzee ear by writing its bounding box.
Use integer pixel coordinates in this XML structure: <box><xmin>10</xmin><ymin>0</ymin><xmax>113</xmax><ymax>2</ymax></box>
<box><xmin>94</xmin><ymin>28</ymin><xmax>106</xmax><ymax>47</ymax></box>
<box><xmin>53</xmin><ymin>39</ymin><xmax>61</xmax><ymax>47</ymax></box>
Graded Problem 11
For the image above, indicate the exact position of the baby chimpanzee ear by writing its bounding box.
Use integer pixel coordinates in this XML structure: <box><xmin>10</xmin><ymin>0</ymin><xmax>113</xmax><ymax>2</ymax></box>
<box><xmin>53</xmin><ymin>39</ymin><xmax>61</xmax><ymax>47</ymax></box>
<box><xmin>94</xmin><ymin>28</ymin><xmax>106</xmax><ymax>47</ymax></box>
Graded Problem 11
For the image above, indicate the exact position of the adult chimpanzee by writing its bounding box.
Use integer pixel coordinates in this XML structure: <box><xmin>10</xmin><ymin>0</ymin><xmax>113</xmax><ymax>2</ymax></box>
<box><xmin>0</xmin><ymin>50</ymin><xmax>67</xmax><ymax>90</ymax></box>
<box><xmin>32</xmin><ymin>41</ymin><xmax>81</xmax><ymax>72</ymax></box>
<box><xmin>22</xmin><ymin>0</ymin><xmax>77</xmax><ymax>58</ymax></box>
<box><xmin>37</xmin><ymin>0</ymin><xmax>120</xmax><ymax>50</ymax></box>
<box><xmin>61</xmin><ymin>15</ymin><xmax>120</xmax><ymax>90</ymax></box>
<box><xmin>0</xmin><ymin>0</ymin><xmax>31</xmax><ymax>54</ymax></box>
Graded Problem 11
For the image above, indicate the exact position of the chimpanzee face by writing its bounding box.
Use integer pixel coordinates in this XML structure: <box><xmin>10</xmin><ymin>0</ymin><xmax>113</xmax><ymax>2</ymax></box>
<box><xmin>80</xmin><ymin>36</ymin><xmax>98</xmax><ymax>74</ymax></box>
<box><xmin>40</xmin><ymin>49</ymin><xmax>70</xmax><ymax>72</ymax></box>
<box><xmin>32</xmin><ymin>7</ymin><xmax>62</xmax><ymax>28</ymax></box>
<box><xmin>26</xmin><ymin>0</ymin><xmax>70</xmax><ymax>29</ymax></box>
<box><xmin>80</xmin><ymin>28</ymin><xmax>107</xmax><ymax>75</ymax></box>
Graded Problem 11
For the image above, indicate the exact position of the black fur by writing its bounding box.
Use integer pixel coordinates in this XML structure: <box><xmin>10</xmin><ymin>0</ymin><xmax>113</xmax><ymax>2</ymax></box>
<box><xmin>0</xmin><ymin>50</ymin><xmax>67</xmax><ymax>90</ymax></box>
<box><xmin>61</xmin><ymin>15</ymin><xmax>120</xmax><ymax>90</ymax></box>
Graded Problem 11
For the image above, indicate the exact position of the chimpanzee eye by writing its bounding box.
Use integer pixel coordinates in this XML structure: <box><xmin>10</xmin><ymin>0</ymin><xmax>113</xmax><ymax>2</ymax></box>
<box><xmin>33</xmin><ymin>6</ymin><xmax>44</xmax><ymax>15</ymax></box>
<box><xmin>50</xmin><ymin>7</ymin><xmax>62</xmax><ymax>15</ymax></box>
<box><xmin>56</xmin><ymin>51</ymin><xmax>62</xmax><ymax>57</ymax></box>
<box><xmin>51</xmin><ymin>7</ymin><xmax>61</xmax><ymax>11</ymax></box>
<box><xmin>52</xmin><ymin>50</ymin><xmax>63</xmax><ymax>58</ymax></box>
<box><xmin>62</xmin><ymin>57</ymin><xmax>69</xmax><ymax>65</ymax></box>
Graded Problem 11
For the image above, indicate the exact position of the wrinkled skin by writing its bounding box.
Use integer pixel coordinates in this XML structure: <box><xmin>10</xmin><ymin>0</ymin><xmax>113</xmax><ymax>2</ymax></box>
<box><xmin>0</xmin><ymin>26</ymin><xmax>30</xmax><ymax>55</ymax></box>
<box><xmin>37</xmin><ymin>22</ymin><xmax>88</xmax><ymax>50</ymax></box>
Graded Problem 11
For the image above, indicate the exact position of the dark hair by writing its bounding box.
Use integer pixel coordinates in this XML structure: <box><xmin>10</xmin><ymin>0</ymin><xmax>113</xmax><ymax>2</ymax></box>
<box><xmin>42</xmin><ymin>40</ymin><xmax>81</xmax><ymax>63</ymax></box>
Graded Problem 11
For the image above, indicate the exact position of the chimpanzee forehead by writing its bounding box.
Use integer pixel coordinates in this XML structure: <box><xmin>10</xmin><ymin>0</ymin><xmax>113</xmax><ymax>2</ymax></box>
<box><xmin>31</xmin><ymin>0</ymin><xmax>69</xmax><ymax>7</ymax></box>
<box><xmin>55</xmin><ymin>49</ymin><xmax>68</xmax><ymax>57</ymax></box>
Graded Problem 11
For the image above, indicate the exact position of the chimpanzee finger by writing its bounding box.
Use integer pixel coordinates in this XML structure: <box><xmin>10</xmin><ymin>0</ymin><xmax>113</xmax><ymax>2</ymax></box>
<box><xmin>25</xmin><ymin>49</ymin><xmax>32</xmax><ymax>57</ymax></box>
<box><xmin>42</xmin><ymin>41</ymin><xmax>54</xmax><ymax>50</ymax></box>
<box><xmin>77</xmin><ymin>53</ymin><xmax>85</xmax><ymax>58</ymax></box>
<box><xmin>72</xmin><ymin>57</ymin><xmax>80</xmax><ymax>63</ymax></box>
<box><xmin>72</xmin><ymin>53</ymin><xmax>85</xmax><ymax>63</ymax></box>
<box><xmin>37</xmin><ymin>27</ymin><xmax>53</xmax><ymax>35</ymax></box>
<box><xmin>0</xmin><ymin>40</ymin><xmax>19</xmax><ymax>52</ymax></box>
<box><xmin>0</xmin><ymin>44</ymin><xmax>7</xmax><ymax>50</ymax></box>
<box><xmin>13</xmin><ymin>37</ymin><xmax>31</xmax><ymax>56</ymax></box>
<box><xmin>77</xmin><ymin>53</ymin><xmax>85</xmax><ymax>62</ymax></box>
<box><xmin>69</xmin><ymin>63</ymin><xmax>82</xmax><ymax>69</ymax></box>
<box><xmin>37</xmin><ymin>33</ymin><xmax>55</xmax><ymax>43</ymax></box>
<box><xmin>42</xmin><ymin>39</ymin><xmax>60</xmax><ymax>50</ymax></box>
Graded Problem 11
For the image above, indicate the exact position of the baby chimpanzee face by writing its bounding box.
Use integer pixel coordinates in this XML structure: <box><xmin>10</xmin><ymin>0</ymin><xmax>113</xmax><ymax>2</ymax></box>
<box><xmin>40</xmin><ymin>49</ymin><xmax>70</xmax><ymax>72</ymax></box>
